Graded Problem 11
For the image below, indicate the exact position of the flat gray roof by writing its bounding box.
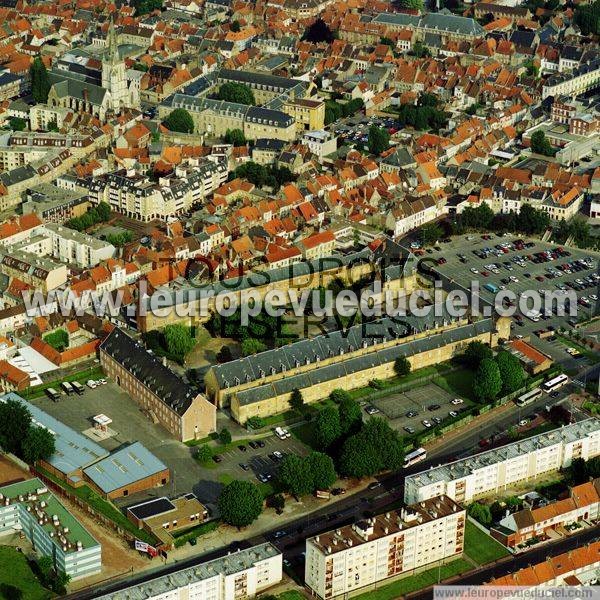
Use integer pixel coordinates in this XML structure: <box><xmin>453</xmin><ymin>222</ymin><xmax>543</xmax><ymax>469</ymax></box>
<box><xmin>406</xmin><ymin>418</ymin><xmax>600</xmax><ymax>488</ymax></box>
<box><xmin>97</xmin><ymin>543</ymin><xmax>280</xmax><ymax>599</ymax></box>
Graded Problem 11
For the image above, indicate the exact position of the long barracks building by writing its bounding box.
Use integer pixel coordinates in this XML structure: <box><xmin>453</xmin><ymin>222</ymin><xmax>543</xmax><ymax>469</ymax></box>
<box><xmin>205</xmin><ymin>314</ymin><xmax>511</xmax><ymax>424</ymax></box>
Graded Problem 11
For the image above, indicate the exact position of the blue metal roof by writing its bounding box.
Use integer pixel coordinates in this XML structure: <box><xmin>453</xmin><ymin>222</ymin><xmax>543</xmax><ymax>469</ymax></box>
<box><xmin>1</xmin><ymin>393</ymin><xmax>108</xmax><ymax>475</ymax></box>
<box><xmin>83</xmin><ymin>442</ymin><xmax>168</xmax><ymax>493</ymax></box>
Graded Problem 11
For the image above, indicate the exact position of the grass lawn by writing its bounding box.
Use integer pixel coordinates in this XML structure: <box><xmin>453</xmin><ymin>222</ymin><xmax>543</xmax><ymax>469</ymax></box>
<box><xmin>35</xmin><ymin>466</ymin><xmax>157</xmax><ymax>545</ymax></box>
<box><xmin>0</xmin><ymin>546</ymin><xmax>52</xmax><ymax>600</ymax></box>
<box><xmin>353</xmin><ymin>558</ymin><xmax>472</xmax><ymax>600</ymax></box>
<box><xmin>464</xmin><ymin>520</ymin><xmax>509</xmax><ymax>565</ymax></box>
<box><xmin>276</xmin><ymin>592</ymin><xmax>306</xmax><ymax>600</ymax></box>
<box><xmin>433</xmin><ymin>368</ymin><xmax>476</xmax><ymax>402</ymax></box>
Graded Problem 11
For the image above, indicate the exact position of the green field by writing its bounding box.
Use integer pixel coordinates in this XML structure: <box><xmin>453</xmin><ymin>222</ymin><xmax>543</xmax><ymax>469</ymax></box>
<box><xmin>0</xmin><ymin>546</ymin><xmax>52</xmax><ymax>600</ymax></box>
<box><xmin>353</xmin><ymin>558</ymin><xmax>472</xmax><ymax>600</ymax></box>
<box><xmin>464</xmin><ymin>520</ymin><xmax>510</xmax><ymax>564</ymax></box>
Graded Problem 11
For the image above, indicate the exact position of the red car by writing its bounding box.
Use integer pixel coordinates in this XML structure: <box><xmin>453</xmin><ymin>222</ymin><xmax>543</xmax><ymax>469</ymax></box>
<box><xmin>481</xmin><ymin>271</ymin><xmax>489</xmax><ymax>277</ymax></box>
<box><xmin>437</xmin><ymin>257</ymin><xmax>447</xmax><ymax>265</ymax></box>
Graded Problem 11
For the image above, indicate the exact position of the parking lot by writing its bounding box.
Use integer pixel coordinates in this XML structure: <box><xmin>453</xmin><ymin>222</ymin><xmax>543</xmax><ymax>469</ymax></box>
<box><xmin>363</xmin><ymin>382</ymin><xmax>469</xmax><ymax>437</ymax></box>
<box><xmin>29</xmin><ymin>382</ymin><xmax>310</xmax><ymax>508</ymax></box>
<box><xmin>423</xmin><ymin>234</ymin><xmax>599</xmax><ymax>340</ymax></box>
<box><xmin>333</xmin><ymin>114</ymin><xmax>405</xmax><ymax>147</ymax></box>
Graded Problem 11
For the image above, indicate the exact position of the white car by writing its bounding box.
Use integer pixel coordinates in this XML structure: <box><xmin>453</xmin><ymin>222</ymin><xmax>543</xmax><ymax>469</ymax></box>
<box><xmin>519</xmin><ymin>419</ymin><xmax>528</xmax><ymax>427</ymax></box>
<box><xmin>451</xmin><ymin>398</ymin><xmax>464</xmax><ymax>405</ymax></box>
<box><xmin>98</xmin><ymin>378</ymin><xmax>107</xmax><ymax>385</ymax></box>
<box><xmin>275</xmin><ymin>427</ymin><xmax>290</xmax><ymax>439</ymax></box>
<box><xmin>470</xmin><ymin>267</ymin><xmax>479</xmax><ymax>274</ymax></box>
<box><xmin>509</xmin><ymin>276</ymin><xmax>519</xmax><ymax>283</ymax></box>
<box><xmin>449</xmin><ymin>410</ymin><xmax>458</xmax><ymax>418</ymax></box>
<box><xmin>86</xmin><ymin>380</ymin><xmax>97</xmax><ymax>389</ymax></box>
<box><xmin>422</xmin><ymin>420</ymin><xmax>432</xmax><ymax>428</ymax></box>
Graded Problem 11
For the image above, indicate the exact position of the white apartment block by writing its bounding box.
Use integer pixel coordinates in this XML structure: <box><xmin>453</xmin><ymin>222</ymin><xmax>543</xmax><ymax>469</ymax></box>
<box><xmin>89</xmin><ymin>161</ymin><xmax>227</xmax><ymax>222</ymax></box>
<box><xmin>0</xmin><ymin>478</ymin><xmax>101</xmax><ymax>580</ymax></box>
<box><xmin>305</xmin><ymin>496</ymin><xmax>465</xmax><ymax>600</ymax></box>
<box><xmin>5</xmin><ymin>223</ymin><xmax>115</xmax><ymax>269</ymax></box>
<box><xmin>96</xmin><ymin>543</ymin><xmax>282</xmax><ymax>600</ymax></box>
<box><xmin>542</xmin><ymin>60</ymin><xmax>600</xmax><ymax>99</ymax></box>
<box><xmin>302</xmin><ymin>130</ymin><xmax>338</xmax><ymax>159</ymax></box>
<box><xmin>405</xmin><ymin>419</ymin><xmax>600</xmax><ymax>505</ymax></box>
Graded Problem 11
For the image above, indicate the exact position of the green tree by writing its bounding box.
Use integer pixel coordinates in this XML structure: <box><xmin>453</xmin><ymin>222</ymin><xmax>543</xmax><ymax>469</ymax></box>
<box><xmin>0</xmin><ymin>584</ymin><xmax>23</xmax><ymax>600</ymax></box>
<box><xmin>393</xmin><ymin>356</ymin><xmax>411</xmax><ymax>377</ymax></box>
<box><xmin>217</xmin><ymin>82</ymin><xmax>256</xmax><ymax>105</ymax></box>
<box><xmin>289</xmin><ymin>388</ymin><xmax>304</xmax><ymax>413</ymax></box>
<box><xmin>567</xmin><ymin>457</ymin><xmax>588</xmax><ymax>486</ymax></box>
<box><xmin>0</xmin><ymin>398</ymin><xmax>32</xmax><ymax>455</ymax></box>
<box><xmin>339</xmin><ymin>433</ymin><xmax>381</xmax><ymax>478</ymax></box>
<box><xmin>219</xmin><ymin>427</ymin><xmax>232</xmax><ymax>445</ymax></box>
<box><xmin>106</xmin><ymin>231</ymin><xmax>133</xmax><ymax>247</ymax></box>
<box><xmin>279</xmin><ymin>454</ymin><xmax>313</xmax><ymax>497</ymax></box>
<box><xmin>241</xmin><ymin>337</ymin><xmax>267</xmax><ymax>356</ymax></box>
<box><xmin>163</xmin><ymin>108</ymin><xmax>194</xmax><ymax>133</ymax></box>
<box><xmin>315</xmin><ymin>406</ymin><xmax>342</xmax><ymax>449</ymax></box>
<box><xmin>368</xmin><ymin>125</ymin><xmax>390</xmax><ymax>155</ymax></box>
<box><xmin>329</xmin><ymin>389</ymin><xmax>351</xmax><ymax>404</ymax></box>
<box><xmin>302</xmin><ymin>18</ymin><xmax>334</xmax><ymax>43</ymax></box>
<box><xmin>30</xmin><ymin>56</ymin><xmax>51</xmax><ymax>103</ymax></box>
<box><xmin>230</xmin><ymin>20</ymin><xmax>241</xmax><ymax>32</ymax></box>
<box><xmin>216</xmin><ymin>345</ymin><xmax>233</xmax><ymax>363</ymax></box>
<box><xmin>459</xmin><ymin>203</ymin><xmax>495</xmax><ymax>229</ymax></box>
<box><xmin>467</xmin><ymin>502</ymin><xmax>492</xmax><ymax>526</ymax></box>
<box><xmin>270</xmin><ymin>493</ymin><xmax>285</xmax><ymax>514</ymax></box>
<box><xmin>585</xmin><ymin>456</ymin><xmax>600</xmax><ymax>478</ymax></box>
<box><xmin>495</xmin><ymin>351</ymin><xmax>525</xmax><ymax>394</ymax></box>
<box><xmin>339</xmin><ymin>417</ymin><xmax>404</xmax><ymax>477</ymax></box>
<box><xmin>8</xmin><ymin>117</ymin><xmax>26</xmax><ymax>131</ymax></box>
<box><xmin>307</xmin><ymin>452</ymin><xmax>337</xmax><ymax>490</ymax></box>
<box><xmin>463</xmin><ymin>341</ymin><xmax>493</xmax><ymax>370</ymax></box>
<box><xmin>218</xmin><ymin>480</ymin><xmax>263</xmax><ymax>527</ymax></box>
<box><xmin>196</xmin><ymin>444</ymin><xmax>213</xmax><ymax>462</ymax></box>
<box><xmin>338</xmin><ymin>396</ymin><xmax>362</xmax><ymax>436</ymax></box>
<box><xmin>530</xmin><ymin>130</ymin><xmax>555</xmax><ymax>157</ymax></box>
<box><xmin>420</xmin><ymin>223</ymin><xmax>443</xmax><ymax>246</ymax></box>
<box><xmin>473</xmin><ymin>358</ymin><xmax>502</xmax><ymax>402</ymax></box>
<box><xmin>21</xmin><ymin>426</ymin><xmax>55</xmax><ymax>464</ymax></box>
<box><xmin>43</xmin><ymin>328</ymin><xmax>69</xmax><ymax>352</ymax></box>
<box><xmin>397</xmin><ymin>0</ymin><xmax>423</xmax><ymax>8</ymax></box>
<box><xmin>518</xmin><ymin>203</ymin><xmax>550</xmax><ymax>235</ymax></box>
<box><xmin>411</xmin><ymin>40</ymin><xmax>430</xmax><ymax>58</ymax></box>
<box><xmin>163</xmin><ymin>324</ymin><xmax>196</xmax><ymax>360</ymax></box>
<box><xmin>246</xmin><ymin>416</ymin><xmax>265</xmax><ymax>429</ymax></box>
<box><xmin>224</xmin><ymin>128</ymin><xmax>246</xmax><ymax>146</ymax></box>
<box><xmin>574</xmin><ymin>0</ymin><xmax>600</xmax><ymax>35</ymax></box>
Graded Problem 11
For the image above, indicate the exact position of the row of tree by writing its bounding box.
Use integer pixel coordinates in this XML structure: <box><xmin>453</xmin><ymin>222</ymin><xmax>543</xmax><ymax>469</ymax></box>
<box><xmin>65</xmin><ymin>202</ymin><xmax>111</xmax><ymax>232</ymax></box>
<box><xmin>142</xmin><ymin>324</ymin><xmax>197</xmax><ymax>364</ymax></box>
<box><xmin>0</xmin><ymin>397</ymin><xmax>55</xmax><ymax>464</ymax></box>
<box><xmin>324</xmin><ymin>98</ymin><xmax>364</xmax><ymax>126</ymax></box>
<box><xmin>233</xmin><ymin>161</ymin><xmax>296</xmax><ymax>190</ymax></box>
<box><xmin>454</xmin><ymin>203</ymin><xmax>550</xmax><ymax>236</ymax></box>
<box><xmin>463</xmin><ymin>341</ymin><xmax>526</xmax><ymax>402</ymax></box>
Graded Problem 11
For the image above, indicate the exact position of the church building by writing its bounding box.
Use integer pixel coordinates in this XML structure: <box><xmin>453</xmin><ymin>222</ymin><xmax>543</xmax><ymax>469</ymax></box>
<box><xmin>47</xmin><ymin>20</ymin><xmax>139</xmax><ymax>120</ymax></box>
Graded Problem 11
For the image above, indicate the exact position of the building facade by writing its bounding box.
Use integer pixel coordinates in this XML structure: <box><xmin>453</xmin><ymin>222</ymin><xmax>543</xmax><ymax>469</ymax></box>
<box><xmin>96</xmin><ymin>542</ymin><xmax>282</xmax><ymax>600</ymax></box>
<box><xmin>100</xmin><ymin>328</ymin><xmax>216</xmax><ymax>442</ymax></box>
<box><xmin>305</xmin><ymin>496</ymin><xmax>465</xmax><ymax>599</ymax></box>
<box><xmin>405</xmin><ymin>419</ymin><xmax>600</xmax><ymax>504</ymax></box>
<box><xmin>0</xmin><ymin>478</ymin><xmax>101</xmax><ymax>580</ymax></box>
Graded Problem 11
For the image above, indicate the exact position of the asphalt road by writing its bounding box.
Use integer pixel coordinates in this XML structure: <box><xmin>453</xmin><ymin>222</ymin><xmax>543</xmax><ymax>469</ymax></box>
<box><xmin>63</xmin><ymin>384</ymin><xmax>580</xmax><ymax>600</ymax></box>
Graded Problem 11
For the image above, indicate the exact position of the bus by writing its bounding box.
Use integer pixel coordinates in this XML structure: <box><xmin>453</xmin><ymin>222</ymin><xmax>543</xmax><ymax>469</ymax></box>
<box><xmin>71</xmin><ymin>381</ymin><xmax>84</xmax><ymax>395</ymax></box>
<box><xmin>45</xmin><ymin>388</ymin><xmax>60</xmax><ymax>402</ymax></box>
<box><xmin>483</xmin><ymin>283</ymin><xmax>499</xmax><ymax>293</ymax></box>
<box><xmin>404</xmin><ymin>448</ymin><xmax>427</xmax><ymax>468</ymax></box>
<box><xmin>61</xmin><ymin>381</ymin><xmax>74</xmax><ymax>395</ymax></box>
<box><xmin>515</xmin><ymin>387</ymin><xmax>542</xmax><ymax>407</ymax></box>
<box><xmin>542</xmin><ymin>374</ymin><xmax>569</xmax><ymax>393</ymax></box>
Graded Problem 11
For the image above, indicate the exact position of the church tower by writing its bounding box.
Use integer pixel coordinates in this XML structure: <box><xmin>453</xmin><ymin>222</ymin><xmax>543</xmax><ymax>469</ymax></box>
<box><xmin>102</xmin><ymin>19</ymin><xmax>127</xmax><ymax>112</ymax></box>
